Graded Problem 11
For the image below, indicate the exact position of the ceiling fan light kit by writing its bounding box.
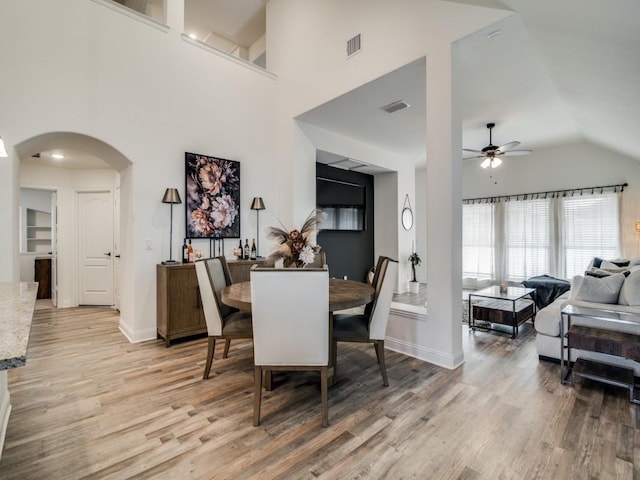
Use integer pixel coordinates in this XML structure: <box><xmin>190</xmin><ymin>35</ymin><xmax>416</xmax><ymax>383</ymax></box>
<box><xmin>464</xmin><ymin>122</ymin><xmax>532</xmax><ymax>168</ymax></box>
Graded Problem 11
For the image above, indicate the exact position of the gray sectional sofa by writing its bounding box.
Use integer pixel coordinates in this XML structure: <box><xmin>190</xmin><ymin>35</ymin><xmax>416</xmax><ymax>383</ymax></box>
<box><xmin>535</xmin><ymin>258</ymin><xmax>640</xmax><ymax>375</ymax></box>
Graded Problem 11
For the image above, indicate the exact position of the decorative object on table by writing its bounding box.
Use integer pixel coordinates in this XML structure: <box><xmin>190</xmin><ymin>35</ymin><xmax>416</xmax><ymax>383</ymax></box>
<box><xmin>499</xmin><ymin>283</ymin><xmax>508</xmax><ymax>293</ymax></box>
<box><xmin>401</xmin><ymin>194</ymin><xmax>413</xmax><ymax>230</ymax></box>
<box><xmin>266</xmin><ymin>210</ymin><xmax>325</xmax><ymax>268</ymax></box>
<box><xmin>185</xmin><ymin>152</ymin><xmax>240</xmax><ymax>239</ymax></box>
<box><xmin>250</xmin><ymin>197</ymin><xmax>265</xmax><ymax>257</ymax></box>
<box><xmin>408</xmin><ymin>248</ymin><xmax>421</xmax><ymax>294</ymax></box>
<box><xmin>161</xmin><ymin>187</ymin><xmax>182</xmax><ymax>265</ymax></box>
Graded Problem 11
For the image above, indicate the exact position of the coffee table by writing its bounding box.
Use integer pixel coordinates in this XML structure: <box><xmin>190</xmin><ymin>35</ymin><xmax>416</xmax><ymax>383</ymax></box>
<box><xmin>468</xmin><ymin>285</ymin><xmax>536</xmax><ymax>338</ymax></box>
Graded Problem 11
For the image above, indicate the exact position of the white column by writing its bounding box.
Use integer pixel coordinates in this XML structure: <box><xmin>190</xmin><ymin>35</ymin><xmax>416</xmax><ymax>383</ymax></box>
<box><xmin>424</xmin><ymin>44</ymin><xmax>464</xmax><ymax>368</ymax></box>
<box><xmin>165</xmin><ymin>0</ymin><xmax>184</xmax><ymax>33</ymax></box>
<box><xmin>0</xmin><ymin>144</ymin><xmax>19</xmax><ymax>283</ymax></box>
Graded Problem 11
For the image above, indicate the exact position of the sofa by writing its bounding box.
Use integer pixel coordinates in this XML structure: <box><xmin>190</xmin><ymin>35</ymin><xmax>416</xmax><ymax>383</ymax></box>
<box><xmin>535</xmin><ymin>257</ymin><xmax>640</xmax><ymax>375</ymax></box>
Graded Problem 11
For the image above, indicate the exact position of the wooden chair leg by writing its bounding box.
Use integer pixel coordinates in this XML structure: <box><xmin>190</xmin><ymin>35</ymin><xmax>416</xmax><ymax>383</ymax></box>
<box><xmin>375</xmin><ymin>340</ymin><xmax>389</xmax><ymax>387</ymax></box>
<box><xmin>253</xmin><ymin>366</ymin><xmax>262</xmax><ymax>426</ymax></box>
<box><xmin>332</xmin><ymin>339</ymin><xmax>338</xmax><ymax>379</ymax></box>
<box><xmin>321</xmin><ymin>366</ymin><xmax>329</xmax><ymax>427</ymax></box>
<box><xmin>203</xmin><ymin>337</ymin><xmax>216</xmax><ymax>380</ymax></box>
<box><xmin>223</xmin><ymin>339</ymin><xmax>231</xmax><ymax>358</ymax></box>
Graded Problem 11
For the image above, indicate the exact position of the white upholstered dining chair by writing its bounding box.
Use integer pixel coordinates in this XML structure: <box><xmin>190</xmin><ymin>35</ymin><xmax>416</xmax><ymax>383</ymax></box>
<box><xmin>332</xmin><ymin>256</ymin><xmax>398</xmax><ymax>386</ymax></box>
<box><xmin>250</xmin><ymin>266</ymin><xmax>330</xmax><ymax>427</ymax></box>
<box><xmin>195</xmin><ymin>257</ymin><xmax>253</xmax><ymax>380</ymax></box>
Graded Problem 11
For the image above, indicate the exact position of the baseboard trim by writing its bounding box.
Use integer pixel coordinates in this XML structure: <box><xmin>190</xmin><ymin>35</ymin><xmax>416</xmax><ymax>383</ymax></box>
<box><xmin>385</xmin><ymin>336</ymin><xmax>464</xmax><ymax>370</ymax></box>
<box><xmin>118</xmin><ymin>319</ymin><xmax>157</xmax><ymax>343</ymax></box>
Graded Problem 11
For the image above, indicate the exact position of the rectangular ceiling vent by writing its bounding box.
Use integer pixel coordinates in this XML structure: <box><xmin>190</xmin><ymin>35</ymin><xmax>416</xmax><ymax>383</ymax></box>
<box><xmin>347</xmin><ymin>34</ymin><xmax>361</xmax><ymax>58</ymax></box>
<box><xmin>380</xmin><ymin>100</ymin><xmax>410</xmax><ymax>114</ymax></box>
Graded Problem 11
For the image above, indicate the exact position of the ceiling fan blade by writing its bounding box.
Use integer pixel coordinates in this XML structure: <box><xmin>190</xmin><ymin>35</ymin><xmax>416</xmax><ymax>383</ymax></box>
<box><xmin>502</xmin><ymin>149</ymin><xmax>532</xmax><ymax>156</ymax></box>
<box><xmin>463</xmin><ymin>154</ymin><xmax>485</xmax><ymax>160</ymax></box>
<box><xmin>463</xmin><ymin>148</ymin><xmax>482</xmax><ymax>153</ymax></box>
<box><xmin>495</xmin><ymin>141</ymin><xmax>520</xmax><ymax>153</ymax></box>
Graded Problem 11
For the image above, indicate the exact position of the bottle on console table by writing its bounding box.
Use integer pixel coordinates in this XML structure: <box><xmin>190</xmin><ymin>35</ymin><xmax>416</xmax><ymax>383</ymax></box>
<box><xmin>237</xmin><ymin>239</ymin><xmax>243</xmax><ymax>260</ymax></box>
<box><xmin>243</xmin><ymin>239</ymin><xmax>250</xmax><ymax>260</ymax></box>
<box><xmin>250</xmin><ymin>239</ymin><xmax>256</xmax><ymax>260</ymax></box>
<box><xmin>187</xmin><ymin>239</ymin><xmax>194</xmax><ymax>263</ymax></box>
<box><xmin>182</xmin><ymin>239</ymin><xmax>189</xmax><ymax>264</ymax></box>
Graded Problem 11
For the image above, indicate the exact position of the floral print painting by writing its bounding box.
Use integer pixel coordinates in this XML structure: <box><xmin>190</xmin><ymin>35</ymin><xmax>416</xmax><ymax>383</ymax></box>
<box><xmin>185</xmin><ymin>152</ymin><xmax>240</xmax><ymax>238</ymax></box>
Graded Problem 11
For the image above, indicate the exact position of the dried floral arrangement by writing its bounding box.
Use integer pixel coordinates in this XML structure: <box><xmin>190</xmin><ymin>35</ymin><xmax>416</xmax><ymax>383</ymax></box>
<box><xmin>266</xmin><ymin>210</ymin><xmax>325</xmax><ymax>268</ymax></box>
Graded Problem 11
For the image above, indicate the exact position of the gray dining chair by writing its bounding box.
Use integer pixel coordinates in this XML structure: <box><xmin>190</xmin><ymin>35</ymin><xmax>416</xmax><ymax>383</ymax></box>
<box><xmin>250</xmin><ymin>266</ymin><xmax>330</xmax><ymax>427</ymax></box>
<box><xmin>332</xmin><ymin>256</ymin><xmax>398</xmax><ymax>386</ymax></box>
<box><xmin>195</xmin><ymin>257</ymin><xmax>253</xmax><ymax>380</ymax></box>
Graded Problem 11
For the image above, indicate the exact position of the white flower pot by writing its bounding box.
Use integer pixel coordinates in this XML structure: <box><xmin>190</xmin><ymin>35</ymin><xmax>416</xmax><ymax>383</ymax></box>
<box><xmin>409</xmin><ymin>281</ymin><xmax>420</xmax><ymax>294</ymax></box>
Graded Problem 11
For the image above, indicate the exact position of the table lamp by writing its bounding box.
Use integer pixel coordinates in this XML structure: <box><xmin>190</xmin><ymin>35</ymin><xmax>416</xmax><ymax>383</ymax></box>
<box><xmin>161</xmin><ymin>188</ymin><xmax>182</xmax><ymax>264</ymax></box>
<box><xmin>250</xmin><ymin>197</ymin><xmax>265</xmax><ymax>257</ymax></box>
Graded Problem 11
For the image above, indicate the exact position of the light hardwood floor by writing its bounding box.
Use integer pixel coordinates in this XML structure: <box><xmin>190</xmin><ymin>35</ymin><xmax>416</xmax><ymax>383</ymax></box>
<box><xmin>1</xmin><ymin>307</ymin><xmax>638</xmax><ymax>479</ymax></box>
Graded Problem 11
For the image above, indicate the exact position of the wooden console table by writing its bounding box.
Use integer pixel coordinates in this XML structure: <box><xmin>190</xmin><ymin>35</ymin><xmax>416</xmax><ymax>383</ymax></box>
<box><xmin>156</xmin><ymin>259</ymin><xmax>266</xmax><ymax>346</ymax></box>
<box><xmin>560</xmin><ymin>304</ymin><xmax>640</xmax><ymax>404</ymax></box>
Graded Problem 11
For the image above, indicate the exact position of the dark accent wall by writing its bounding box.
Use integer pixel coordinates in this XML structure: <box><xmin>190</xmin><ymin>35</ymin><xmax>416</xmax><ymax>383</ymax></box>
<box><xmin>316</xmin><ymin>163</ymin><xmax>374</xmax><ymax>282</ymax></box>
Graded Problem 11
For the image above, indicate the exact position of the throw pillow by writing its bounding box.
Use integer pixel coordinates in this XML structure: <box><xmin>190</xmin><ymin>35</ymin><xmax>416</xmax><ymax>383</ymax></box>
<box><xmin>569</xmin><ymin>275</ymin><xmax>583</xmax><ymax>300</ymax></box>
<box><xmin>573</xmin><ymin>273</ymin><xmax>625</xmax><ymax>304</ymax></box>
<box><xmin>609</xmin><ymin>259</ymin><xmax>631</xmax><ymax>267</ymax></box>
<box><xmin>585</xmin><ymin>268</ymin><xmax>612</xmax><ymax>278</ymax></box>
<box><xmin>590</xmin><ymin>257</ymin><xmax>604</xmax><ymax>268</ymax></box>
<box><xmin>618</xmin><ymin>269</ymin><xmax>640</xmax><ymax>306</ymax></box>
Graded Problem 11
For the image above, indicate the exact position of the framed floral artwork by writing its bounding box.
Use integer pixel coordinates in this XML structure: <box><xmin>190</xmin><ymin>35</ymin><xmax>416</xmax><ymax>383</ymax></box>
<box><xmin>185</xmin><ymin>152</ymin><xmax>240</xmax><ymax>239</ymax></box>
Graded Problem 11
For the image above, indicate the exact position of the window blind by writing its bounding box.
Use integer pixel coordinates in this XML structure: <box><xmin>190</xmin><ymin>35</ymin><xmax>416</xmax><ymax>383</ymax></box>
<box><xmin>562</xmin><ymin>193</ymin><xmax>619</xmax><ymax>278</ymax></box>
<box><xmin>504</xmin><ymin>199</ymin><xmax>551</xmax><ymax>282</ymax></box>
<box><xmin>462</xmin><ymin>203</ymin><xmax>494</xmax><ymax>279</ymax></box>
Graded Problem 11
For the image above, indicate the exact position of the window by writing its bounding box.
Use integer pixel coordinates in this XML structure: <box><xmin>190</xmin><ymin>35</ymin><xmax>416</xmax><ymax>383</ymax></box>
<box><xmin>562</xmin><ymin>193</ymin><xmax>619</xmax><ymax>278</ymax></box>
<box><xmin>504</xmin><ymin>199</ymin><xmax>550</xmax><ymax>282</ymax></box>
<box><xmin>463</xmin><ymin>202</ymin><xmax>494</xmax><ymax>279</ymax></box>
<box><xmin>462</xmin><ymin>189</ymin><xmax>621</xmax><ymax>282</ymax></box>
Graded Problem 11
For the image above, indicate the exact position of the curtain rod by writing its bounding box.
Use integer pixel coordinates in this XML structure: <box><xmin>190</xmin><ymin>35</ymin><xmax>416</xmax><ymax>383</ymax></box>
<box><xmin>463</xmin><ymin>182</ymin><xmax>628</xmax><ymax>204</ymax></box>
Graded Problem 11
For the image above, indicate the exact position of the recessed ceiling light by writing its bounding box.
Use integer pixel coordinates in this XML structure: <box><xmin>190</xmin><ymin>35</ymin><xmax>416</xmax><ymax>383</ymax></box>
<box><xmin>51</xmin><ymin>153</ymin><xmax>64</xmax><ymax>160</ymax></box>
<box><xmin>188</xmin><ymin>33</ymin><xmax>197</xmax><ymax>40</ymax></box>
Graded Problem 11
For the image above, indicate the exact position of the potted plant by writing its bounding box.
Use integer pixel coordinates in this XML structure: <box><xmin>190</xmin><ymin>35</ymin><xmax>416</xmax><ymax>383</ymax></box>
<box><xmin>408</xmin><ymin>251</ymin><xmax>421</xmax><ymax>293</ymax></box>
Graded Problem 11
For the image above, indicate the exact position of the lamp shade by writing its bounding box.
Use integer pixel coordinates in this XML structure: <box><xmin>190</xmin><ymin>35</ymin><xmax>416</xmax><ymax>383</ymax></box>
<box><xmin>162</xmin><ymin>188</ymin><xmax>182</xmax><ymax>204</ymax></box>
<box><xmin>250</xmin><ymin>197</ymin><xmax>265</xmax><ymax>210</ymax></box>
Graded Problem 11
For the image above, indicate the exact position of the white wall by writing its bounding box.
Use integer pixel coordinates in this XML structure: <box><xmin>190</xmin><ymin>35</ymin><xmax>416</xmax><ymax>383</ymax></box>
<box><xmin>0</xmin><ymin>0</ymin><xmax>277</xmax><ymax>341</ymax></box>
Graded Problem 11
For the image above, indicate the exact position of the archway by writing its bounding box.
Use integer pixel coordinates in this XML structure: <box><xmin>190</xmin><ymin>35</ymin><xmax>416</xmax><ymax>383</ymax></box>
<box><xmin>14</xmin><ymin>132</ymin><xmax>132</xmax><ymax>310</ymax></box>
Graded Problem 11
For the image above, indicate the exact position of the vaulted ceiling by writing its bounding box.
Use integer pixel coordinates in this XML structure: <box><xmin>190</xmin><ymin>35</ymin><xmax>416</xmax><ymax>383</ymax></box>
<box><xmin>32</xmin><ymin>0</ymin><xmax>639</xmax><ymax>169</ymax></box>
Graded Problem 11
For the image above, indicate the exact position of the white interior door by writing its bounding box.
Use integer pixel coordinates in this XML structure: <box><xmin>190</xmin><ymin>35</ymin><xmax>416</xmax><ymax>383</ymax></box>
<box><xmin>113</xmin><ymin>187</ymin><xmax>121</xmax><ymax>311</ymax></box>
<box><xmin>78</xmin><ymin>191</ymin><xmax>114</xmax><ymax>305</ymax></box>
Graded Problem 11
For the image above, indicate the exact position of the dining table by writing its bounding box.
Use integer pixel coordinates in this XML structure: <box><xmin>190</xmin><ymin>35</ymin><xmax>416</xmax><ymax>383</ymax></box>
<box><xmin>221</xmin><ymin>278</ymin><xmax>375</xmax><ymax>387</ymax></box>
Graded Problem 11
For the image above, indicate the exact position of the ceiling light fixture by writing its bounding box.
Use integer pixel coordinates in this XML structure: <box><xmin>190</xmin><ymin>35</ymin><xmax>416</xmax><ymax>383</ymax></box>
<box><xmin>51</xmin><ymin>153</ymin><xmax>65</xmax><ymax>160</ymax></box>
<box><xmin>480</xmin><ymin>156</ymin><xmax>502</xmax><ymax>169</ymax></box>
<box><xmin>0</xmin><ymin>135</ymin><xmax>8</xmax><ymax>157</ymax></box>
<box><xmin>188</xmin><ymin>33</ymin><xmax>197</xmax><ymax>40</ymax></box>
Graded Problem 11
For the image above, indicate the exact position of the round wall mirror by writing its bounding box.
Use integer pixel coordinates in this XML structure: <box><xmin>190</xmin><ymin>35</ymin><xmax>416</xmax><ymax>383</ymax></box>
<box><xmin>402</xmin><ymin>206</ymin><xmax>413</xmax><ymax>230</ymax></box>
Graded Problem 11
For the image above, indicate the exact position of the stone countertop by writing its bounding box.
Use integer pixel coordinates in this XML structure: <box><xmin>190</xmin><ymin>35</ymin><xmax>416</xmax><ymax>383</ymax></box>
<box><xmin>0</xmin><ymin>282</ymin><xmax>38</xmax><ymax>370</ymax></box>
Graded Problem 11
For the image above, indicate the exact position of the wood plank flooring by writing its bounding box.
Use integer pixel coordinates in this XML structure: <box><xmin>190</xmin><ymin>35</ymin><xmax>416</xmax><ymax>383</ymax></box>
<box><xmin>1</xmin><ymin>307</ymin><xmax>639</xmax><ymax>479</ymax></box>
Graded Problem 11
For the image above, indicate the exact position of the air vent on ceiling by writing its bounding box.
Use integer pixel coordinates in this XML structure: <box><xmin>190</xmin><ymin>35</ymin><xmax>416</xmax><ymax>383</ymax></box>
<box><xmin>32</xmin><ymin>153</ymin><xmax>40</xmax><ymax>158</ymax></box>
<box><xmin>347</xmin><ymin>34</ymin><xmax>361</xmax><ymax>58</ymax></box>
<box><xmin>380</xmin><ymin>100</ymin><xmax>410</xmax><ymax>114</ymax></box>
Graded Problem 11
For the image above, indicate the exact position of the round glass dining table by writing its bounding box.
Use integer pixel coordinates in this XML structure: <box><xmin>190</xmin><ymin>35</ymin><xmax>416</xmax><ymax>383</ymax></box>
<box><xmin>221</xmin><ymin>278</ymin><xmax>375</xmax><ymax>313</ymax></box>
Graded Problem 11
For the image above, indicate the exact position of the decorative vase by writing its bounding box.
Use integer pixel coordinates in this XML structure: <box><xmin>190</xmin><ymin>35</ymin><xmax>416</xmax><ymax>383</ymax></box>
<box><xmin>409</xmin><ymin>281</ymin><xmax>420</xmax><ymax>294</ymax></box>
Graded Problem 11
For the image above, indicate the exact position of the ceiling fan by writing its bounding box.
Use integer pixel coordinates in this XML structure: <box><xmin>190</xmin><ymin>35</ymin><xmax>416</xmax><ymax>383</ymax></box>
<box><xmin>463</xmin><ymin>123</ymin><xmax>532</xmax><ymax>168</ymax></box>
